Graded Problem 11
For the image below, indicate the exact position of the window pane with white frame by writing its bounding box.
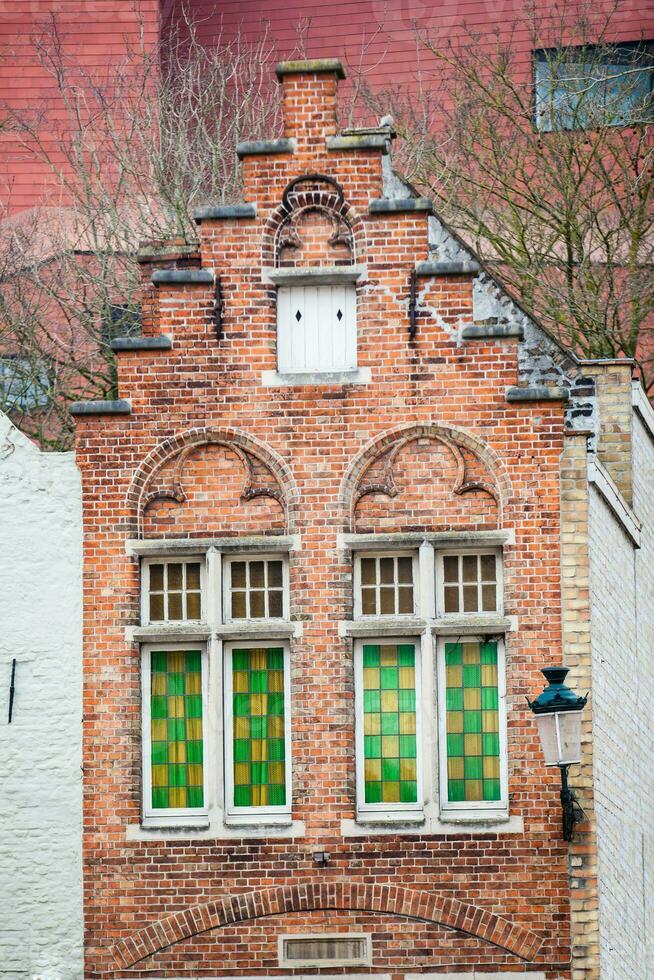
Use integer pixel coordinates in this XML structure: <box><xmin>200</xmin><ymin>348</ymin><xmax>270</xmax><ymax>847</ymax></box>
<box><xmin>356</xmin><ymin>553</ymin><xmax>416</xmax><ymax>617</ymax></box>
<box><xmin>225</xmin><ymin>643</ymin><xmax>291</xmax><ymax>813</ymax></box>
<box><xmin>277</xmin><ymin>284</ymin><xmax>357</xmax><ymax>374</ymax></box>
<box><xmin>438</xmin><ymin>639</ymin><xmax>506</xmax><ymax>809</ymax></box>
<box><xmin>440</xmin><ymin>552</ymin><xmax>500</xmax><ymax>614</ymax></box>
<box><xmin>143</xmin><ymin>646</ymin><xmax>207</xmax><ymax>816</ymax></box>
<box><xmin>226</xmin><ymin>557</ymin><xmax>286</xmax><ymax>620</ymax></box>
<box><xmin>355</xmin><ymin>641</ymin><xmax>421</xmax><ymax>810</ymax></box>
<box><xmin>145</xmin><ymin>560</ymin><xmax>203</xmax><ymax>622</ymax></box>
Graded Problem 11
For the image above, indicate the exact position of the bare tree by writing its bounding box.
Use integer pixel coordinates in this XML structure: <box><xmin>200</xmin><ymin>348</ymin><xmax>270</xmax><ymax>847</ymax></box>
<box><xmin>0</xmin><ymin>6</ymin><xmax>282</xmax><ymax>448</ymax></box>
<box><xmin>357</xmin><ymin>2</ymin><xmax>654</xmax><ymax>386</ymax></box>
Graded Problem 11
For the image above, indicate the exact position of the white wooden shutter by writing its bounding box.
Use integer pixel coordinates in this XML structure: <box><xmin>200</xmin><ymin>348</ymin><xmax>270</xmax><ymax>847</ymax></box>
<box><xmin>277</xmin><ymin>284</ymin><xmax>357</xmax><ymax>373</ymax></box>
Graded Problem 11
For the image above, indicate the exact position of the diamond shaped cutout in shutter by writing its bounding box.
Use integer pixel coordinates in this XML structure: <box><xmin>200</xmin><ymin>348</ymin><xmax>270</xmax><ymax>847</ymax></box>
<box><xmin>295</xmin><ymin>310</ymin><xmax>302</xmax><ymax>322</ymax></box>
<box><xmin>336</xmin><ymin>309</ymin><xmax>343</xmax><ymax>321</ymax></box>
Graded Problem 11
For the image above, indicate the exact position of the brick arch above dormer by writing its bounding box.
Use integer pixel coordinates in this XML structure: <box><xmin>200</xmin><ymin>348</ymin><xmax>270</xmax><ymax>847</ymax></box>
<box><xmin>261</xmin><ymin>172</ymin><xmax>367</xmax><ymax>269</ymax></box>
<box><xmin>108</xmin><ymin>881</ymin><xmax>543</xmax><ymax>970</ymax></box>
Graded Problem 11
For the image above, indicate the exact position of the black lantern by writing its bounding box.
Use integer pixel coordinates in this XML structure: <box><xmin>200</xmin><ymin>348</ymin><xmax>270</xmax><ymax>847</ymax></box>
<box><xmin>528</xmin><ymin>667</ymin><xmax>587</xmax><ymax>841</ymax></box>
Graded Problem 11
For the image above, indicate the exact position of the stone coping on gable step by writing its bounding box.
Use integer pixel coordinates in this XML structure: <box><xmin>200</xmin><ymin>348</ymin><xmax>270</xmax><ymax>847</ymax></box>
<box><xmin>151</xmin><ymin>269</ymin><xmax>214</xmax><ymax>286</ymax></box>
<box><xmin>275</xmin><ymin>58</ymin><xmax>346</xmax><ymax>80</ymax></box>
<box><xmin>416</xmin><ymin>260</ymin><xmax>480</xmax><ymax>276</ymax></box>
<box><xmin>193</xmin><ymin>203</ymin><xmax>257</xmax><ymax>223</ymax></box>
<box><xmin>70</xmin><ymin>399</ymin><xmax>132</xmax><ymax>416</ymax></box>
<box><xmin>506</xmin><ymin>386</ymin><xmax>570</xmax><ymax>402</ymax></box>
<box><xmin>326</xmin><ymin>134</ymin><xmax>390</xmax><ymax>153</ymax></box>
<box><xmin>462</xmin><ymin>324</ymin><xmax>524</xmax><ymax>340</ymax></box>
<box><xmin>369</xmin><ymin>198</ymin><xmax>433</xmax><ymax>214</ymax></box>
<box><xmin>110</xmin><ymin>335</ymin><xmax>172</xmax><ymax>352</ymax></box>
<box><xmin>236</xmin><ymin>138</ymin><xmax>296</xmax><ymax>159</ymax></box>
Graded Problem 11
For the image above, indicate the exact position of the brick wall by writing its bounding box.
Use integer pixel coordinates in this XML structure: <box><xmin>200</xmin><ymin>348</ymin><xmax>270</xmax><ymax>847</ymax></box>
<box><xmin>0</xmin><ymin>414</ymin><xmax>82</xmax><ymax>980</ymax></box>
<box><xmin>76</xmin><ymin>62</ymin><xmax>578</xmax><ymax>978</ymax></box>
<box><xmin>588</xmin><ymin>403</ymin><xmax>654</xmax><ymax>978</ymax></box>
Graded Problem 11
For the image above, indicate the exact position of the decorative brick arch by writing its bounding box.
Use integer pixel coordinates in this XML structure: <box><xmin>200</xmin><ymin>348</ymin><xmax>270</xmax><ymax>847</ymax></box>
<box><xmin>261</xmin><ymin>173</ymin><xmax>366</xmax><ymax>267</ymax></box>
<box><xmin>339</xmin><ymin>421</ymin><xmax>513</xmax><ymax>531</ymax></box>
<box><xmin>109</xmin><ymin>881</ymin><xmax>543</xmax><ymax>969</ymax></box>
<box><xmin>125</xmin><ymin>426</ymin><xmax>299</xmax><ymax>538</ymax></box>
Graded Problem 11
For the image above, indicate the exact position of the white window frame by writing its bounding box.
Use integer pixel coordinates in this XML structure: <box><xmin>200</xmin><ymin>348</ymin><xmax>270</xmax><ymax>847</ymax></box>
<box><xmin>353</xmin><ymin>551</ymin><xmax>419</xmax><ymax>619</ymax></box>
<box><xmin>353</xmin><ymin>636</ymin><xmax>423</xmax><ymax>819</ymax></box>
<box><xmin>435</xmin><ymin>548</ymin><xmax>503</xmax><ymax>618</ymax></box>
<box><xmin>223</xmin><ymin>639</ymin><xmax>292</xmax><ymax>822</ymax></box>
<box><xmin>222</xmin><ymin>554</ymin><xmax>290</xmax><ymax>623</ymax></box>
<box><xmin>141</xmin><ymin>555</ymin><xmax>207</xmax><ymax>626</ymax></box>
<box><xmin>436</xmin><ymin>634</ymin><xmax>509</xmax><ymax>816</ymax></box>
<box><xmin>141</xmin><ymin>642</ymin><xmax>210</xmax><ymax>826</ymax></box>
<box><xmin>276</xmin><ymin>282</ymin><xmax>358</xmax><ymax>375</ymax></box>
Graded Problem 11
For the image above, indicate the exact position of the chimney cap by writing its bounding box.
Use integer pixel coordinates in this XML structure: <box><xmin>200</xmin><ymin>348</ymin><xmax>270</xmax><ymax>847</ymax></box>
<box><xmin>275</xmin><ymin>58</ymin><xmax>346</xmax><ymax>81</ymax></box>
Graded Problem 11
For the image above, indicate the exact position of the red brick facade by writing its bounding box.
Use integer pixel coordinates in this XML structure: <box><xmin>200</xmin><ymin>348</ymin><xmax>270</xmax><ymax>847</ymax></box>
<box><xmin>76</xmin><ymin>63</ymin><xmax>574</xmax><ymax>977</ymax></box>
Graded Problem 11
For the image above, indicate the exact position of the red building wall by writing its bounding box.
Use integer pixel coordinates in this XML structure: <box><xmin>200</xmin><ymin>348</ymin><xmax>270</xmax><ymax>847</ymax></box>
<box><xmin>76</xmin><ymin>62</ymin><xmax>576</xmax><ymax>977</ymax></box>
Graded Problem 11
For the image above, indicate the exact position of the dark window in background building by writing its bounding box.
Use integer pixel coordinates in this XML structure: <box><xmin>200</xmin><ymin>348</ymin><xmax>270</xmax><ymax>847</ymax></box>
<box><xmin>0</xmin><ymin>355</ymin><xmax>50</xmax><ymax>411</ymax></box>
<box><xmin>534</xmin><ymin>42</ymin><xmax>654</xmax><ymax>131</ymax></box>
<box><xmin>101</xmin><ymin>304</ymin><xmax>141</xmax><ymax>343</ymax></box>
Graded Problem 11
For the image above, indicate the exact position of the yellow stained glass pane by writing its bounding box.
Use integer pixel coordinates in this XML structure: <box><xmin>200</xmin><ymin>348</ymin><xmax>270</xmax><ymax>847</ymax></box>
<box><xmin>169</xmin><ymin>742</ymin><xmax>186</xmax><ymax>764</ymax></box>
<box><xmin>234</xmin><ymin>763</ymin><xmax>250</xmax><ymax>785</ymax></box>
<box><xmin>168</xmin><ymin>652</ymin><xmax>185</xmax><ymax>672</ymax></box>
<box><xmin>381</xmin><ymin>736</ymin><xmax>399</xmax><ymax>757</ymax></box>
<box><xmin>363</xmin><ymin>667</ymin><xmax>379</xmax><ymax>690</ymax></box>
<box><xmin>269</xmin><ymin>762</ymin><xmax>285</xmax><ymax>784</ymax></box>
<box><xmin>447</xmin><ymin>711</ymin><xmax>464</xmax><ymax>733</ymax></box>
<box><xmin>380</xmin><ymin>646</ymin><xmax>397</xmax><ymax>666</ymax></box>
<box><xmin>399</xmin><ymin>712</ymin><xmax>416</xmax><ymax>734</ymax></box>
<box><xmin>381</xmin><ymin>690</ymin><xmax>398</xmax><ymax>712</ymax></box>
<box><xmin>382</xmin><ymin>781</ymin><xmax>400</xmax><ymax>802</ymax></box>
<box><xmin>187</xmin><ymin>718</ymin><xmax>202</xmax><ymax>740</ymax></box>
<box><xmin>151</xmin><ymin>719</ymin><xmax>166</xmax><ymax>741</ymax></box>
<box><xmin>252</xmin><ymin>785</ymin><xmax>268</xmax><ymax>806</ymax></box>
<box><xmin>233</xmin><ymin>671</ymin><xmax>249</xmax><ymax>693</ymax></box>
<box><xmin>463</xmin><ymin>688</ymin><xmax>481</xmax><ymax>710</ymax></box>
<box><xmin>169</xmin><ymin>787</ymin><xmax>187</xmax><ymax>807</ymax></box>
<box><xmin>446</xmin><ymin>665</ymin><xmax>462</xmax><ymax>688</ymax></box>
<box><xmin>188</xmin><ymin>764</ymin><xmax>203</xmax><ymax>786</ymax></box>
<box><xmin>364</xmin><ymin>713</ymin><xmax>381</xmax><ymax>735</ymax></box>
<box><xmin>251</xmin><ymin>649</ymin><xmax>267</xmax><ymax>670</ymax></box>
<box><xmin>448</xmin><ymin>757</ymin><xmax>464</xmax><ymax>780</ymax></box>
<box><xmin>185</xmin><ymin>672</ymin><xmax>201</xmax><ymax>695</ymax></box>
<box><xmin>398</xmin><ymin>667</ymin><xmax>415</xmax><ymax>688</ymax></box>
<box><xmin>268</xmin><ymin>671</ymin><xmax>284</xmax><ymax>692</ymax></box>
<box><xmin>365</xmin><ymin>759</ymin><xmax>381</xmax><ymax>781</ymax></box>
<box><xmin>250</xmin><ymin>739</ymin><xmax>267</xmax><ymax>761</ymax></box>
<box><xmin>463</xmin><ymin>644</ymin><xmax>480</xmax><ymax>664</ymax></box>
<box><xmin>234</xmin><ymin>717</ymin><xmax>250</xmax><ymax>739</ymax></box>
<box><xmin>400</xmin><ymin>758</ymin><xmax>416</xmax><ymax>781</ymax></box>
<box><xmin>250</xmin><ymin>694</ymin><xmax>266</xmax><ymax>716</ymax></box>
<box><xmin>467</xmin><ymin>780</ymin><xmax>483</xmax><ymax>801</ymax></box>
<box><xmin>168</xmin><ymin>696</ymin><xmax>184</xmax><ymax>718</ymax></box>
<box><xmin>464</xmin><ymin>734</ymin><xmax>482</xmax><ymax>755</ymax></box>
<box><xmin>151</xmin><ymin>673</ymin><xmax>167</xmax><ymax>696</ymax></box>
<box><xmin>482</xmin><ymin>710</ymin><xmax>499</xmax><ymax>732</ymax></box>
<box><xmin>152</xmin><ymin>765</ymin><xmax>168</xmax><ymax>787</ymax></box>
<box><xmin>483</xmin><ymin>756</ymin><xmax>500</xmax><ymax>779</ymax></box>
<box><xmin>268</xmin><ymin>716</ymin><xmax>284</xmax><ymax>738</ymax></box>
<box><xmin>481</xmin><ymin>664</ymin><xmax>498</xmax><ymax>687</ymax></box>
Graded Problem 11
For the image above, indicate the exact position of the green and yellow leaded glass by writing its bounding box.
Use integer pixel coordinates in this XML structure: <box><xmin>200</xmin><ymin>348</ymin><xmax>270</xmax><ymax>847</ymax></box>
<box><xmin>231</xmin><ymin>647</ymin><xmax>287</xmax><ymax>807</ymax></box>
<box><xmin>150</xmin><ymin>649</ymin><xmax>204</xmax><ymax>809</ymax></box>
<box><xmin>445</xmin><ymin>641</ymin><xmax>501</xmax><ymax>803</ymax></box>
<box><xmin>361</xmin><ymin>643</ymin><xmax>417</xmax><ymax>805</ymax></box>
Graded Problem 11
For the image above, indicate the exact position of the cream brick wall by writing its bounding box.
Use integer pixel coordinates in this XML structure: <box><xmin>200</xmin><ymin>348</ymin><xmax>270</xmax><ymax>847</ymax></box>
<box><xmin>588</xmin><ymin>411</ymin><xmax>654</xmax><ymax>979</ymax></box>
<box><xmin>0</xmin><ymin>416</ymin><xmax>83</xmax><ymax>980</ymax></box>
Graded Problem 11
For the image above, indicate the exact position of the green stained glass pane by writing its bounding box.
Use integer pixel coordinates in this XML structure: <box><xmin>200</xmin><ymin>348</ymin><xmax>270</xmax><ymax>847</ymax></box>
<box><xmin>447</xmin><ymin>733</ymin><xmax>464</xmax><ymax>757</ymax></box>
<box><xmin>446</xmin><ymin>687</ymin><xmax>463</xmax><ymax>711</ymax></box>
<box><xmin>463</xmin><ymin>664</ymin><xmax>481</xmax><ymax>687</ymax></box>
<box><xmin>380</xmin><ymin>667</ymin><xmax>398</xmax><ymax>689</ymax></box>
<box><xmin>365</xmin><ymin>781</ymin><xmax>382</xmax><ymax>803</ymax></box>
<box><xmin>382</xmin><ymin>758</ymin><xmax>400</xmax><ymax>782</ymax></box>
<box><xmin>480</xmin><ymin>643</ymin><xmax>497</xmax><ymax>665</ymax></box>
<box><xmin>445</xmin><ymin>644</ymin><xmax>462</xmax><ymax>665</ymax></box>
<box><xmin>364</xmin><ymin>735</ymin><xmax>381</xmax><ymax>758</ymax></box>
<box><xmin>448</xmin><ymin>780</ymin><xmax>466</xmax><ymax>802</ymax></box>
<box><xmin>363</xmin><ymin>689</ymin><xmax>380</xmax><ymax>713</ymax></box>
<box><xmin>231</xmin><ymin>647</ymin><xmax>287</xmax><ymax>808</ymax></box>
<box><xmin>149</xmin><ymin>650</ymin><xmax>204</xmax><ymax>810</ymax></box>
<box><xmin>464</xmin><ymin>756</ymin><xmax>483</xmax><ymax>779</ymax></box>
<box><xmin>381</xmin><ymin>713</ymin><xmax>399</xmax><ymax>735</ymax></box>
<box><xmin>398</xmin><ymin>688</ymin><xmax>415</xmax><ymax>712</ymax></box>
<box><xmin>483</xmin><ymin>732</ymin><xmax>500</xmax><ymax>756</ymax></box>
<box><xmin>400</xmin><ymin>780</ymin><xmax>417</xmax><ymax>803</ymax></box>
<box><xmin>397</xmin><ymin>645</ymin><xmax>415</xmax><ymax>666</ymax></box>
<box><xmin>399</xmin><ymin>734</ymin><xmax>416</xmax><ymax>758</ymax></box>
<box><xmin>363</xmin><ymin>645</ymin><xmax>380</xmax><ymax>668</ymax></box>
<box><xmin>464</xmin><ymin>710</ymin><xmax>482</xmax><ymax>733</ymax></box>
<box><xmin>482</xmin><ymin>687</ymin><xmax>499</xmax><ymax>710</ymax></box>
<box><xmin>484</xmin><ymin>779</ymin><xmax>501</xmax><ymax>801</ymax></box>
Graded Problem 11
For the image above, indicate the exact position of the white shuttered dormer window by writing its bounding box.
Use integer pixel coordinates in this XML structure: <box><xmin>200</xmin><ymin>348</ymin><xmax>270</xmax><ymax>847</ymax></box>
<box><xmin>277</xmin><ymin>284</ymin><xmax>357</xmax><ymax>374</ymax></box>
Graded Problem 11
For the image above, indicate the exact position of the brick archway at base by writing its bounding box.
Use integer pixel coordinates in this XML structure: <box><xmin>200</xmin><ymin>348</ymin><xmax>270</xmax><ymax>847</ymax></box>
<box><xmin>109</xmin><ymin>882</ymin><xmax>543</xmax><ymax>969</ymax></box>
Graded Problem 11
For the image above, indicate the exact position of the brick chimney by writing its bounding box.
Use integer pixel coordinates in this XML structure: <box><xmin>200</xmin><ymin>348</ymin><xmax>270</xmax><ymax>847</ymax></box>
<box><xmin>275</xmin><ymin>58</ymin><xmax>345</xmax><ymax>149</ymax></box>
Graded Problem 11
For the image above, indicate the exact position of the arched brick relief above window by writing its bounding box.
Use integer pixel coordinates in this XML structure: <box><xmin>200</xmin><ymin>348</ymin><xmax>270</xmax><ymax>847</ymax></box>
<box><xmin>125</xmin><ymin>427</ymin><xmax>298</xmax><ymax>539</ymax></box>
<box><xmin>341</xmin><ymin>423</ymin><xmax>511</xmax><ymax>534</ymax></box>
<box><xmin>262</xmin><ymin>173</ymin><xmax>366</xmax><ymax>269</ymax></box>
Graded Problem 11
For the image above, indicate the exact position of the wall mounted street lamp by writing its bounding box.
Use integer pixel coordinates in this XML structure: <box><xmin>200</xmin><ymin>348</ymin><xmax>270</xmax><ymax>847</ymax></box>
<box><xmin>528</xmin><ymin>667</ymin><xmax>588</xmax><ymax>841</ymax></box>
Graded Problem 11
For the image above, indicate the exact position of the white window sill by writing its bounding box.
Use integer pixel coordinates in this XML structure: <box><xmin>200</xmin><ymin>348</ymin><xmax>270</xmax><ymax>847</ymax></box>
<box><xmin>341</xmin><ymin>814</ymin><xmax>523</xmax><ymax>837</ymax></box>
<box><xmin>355</xmin><ymin>809</ymin><xmax>425</xmax><ymax>826</ymax></box>
<box><xmin>340</xmin><ymin>615</ymin><xmax>516</xmax><ymax>638</ymax></box>
<box><xmin>126</xmin><ymin>816</ymin><xmax>305</xmax><ymax>841</ymax></box>
<box><xmin>224</xmin><ymin>811</ymin><xmax>293</xmax><ymax>829</ymax></box>
<box><xmin>262</xmin><ymin>367</ymin><xmax>371</xmax><ymax>387</ymax></box>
